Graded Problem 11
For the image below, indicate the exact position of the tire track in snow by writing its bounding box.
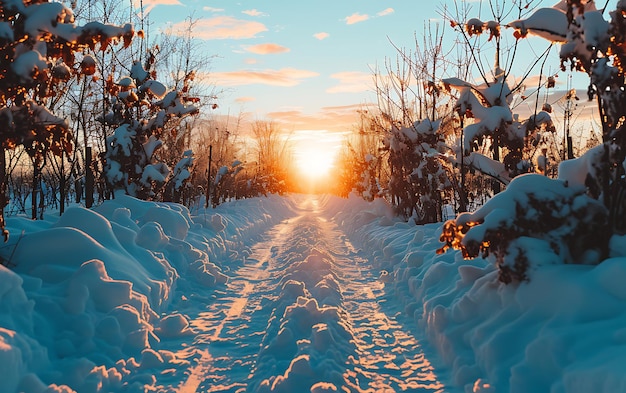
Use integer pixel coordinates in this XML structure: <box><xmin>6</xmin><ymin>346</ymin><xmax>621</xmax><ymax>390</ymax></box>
<box><xmin>171</xmin><ymin>217</ymin><xmax>295</xmax><ymax>392</ymax></box>
<box><xmin>245</xmin><ymin>196</ymin><xmax>448</xmax><ymax>392</ymax></box>
<box><xmin>172</xmin><ymin>195</ymin><xmax>449</xmax><ymax>392</ymax></box>
<box><xmin>329</xmin><ymin>225</ymin><xmax>446</xmax><ymax>392</ymax></box>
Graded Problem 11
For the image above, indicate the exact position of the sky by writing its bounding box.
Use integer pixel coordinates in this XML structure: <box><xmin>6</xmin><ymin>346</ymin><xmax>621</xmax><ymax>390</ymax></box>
<box><xmin>144</xmin><ymin>1</ymin><xmax>440</xmax><ymax>130</ymax></box>
<box><xmin>138</xmin><ymin>0</ymin><xmax>610</xmax><ymax>173</ymax></box>
<box><xmin>141</xmin><ymin>0</ymin><xmax>447</xmax><ymax>171</ymax></box>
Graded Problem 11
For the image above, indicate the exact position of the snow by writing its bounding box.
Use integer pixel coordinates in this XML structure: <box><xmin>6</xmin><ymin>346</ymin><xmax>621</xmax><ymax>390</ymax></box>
<box><xmin>2</xmin><ymin>0</ymin><xmax>623</xmax><ymax>389</ymax></box>
<box><xmin>171</xmin><ymin>151</ymin><xmax>194</xmax><ymax>190</ymax></box>
<box><xmin>0</xmin><ymin>194</ymin><xmax>294</xmax><ymax>392</ymax></box>
<box><xmin>142</xmin><ymin>80</ymin><xmax>167</xmax><ymax>99</ymax></box>
<box><xmin>0</xmin><ymin>21</ymin><xmax>13</xmax><ymax>41</ymax></box>
<box><xmin>0</xmin><ymin>190</ymin><xmax>623</xmax><ymax>392</ymax></box>
<box><xmin>117</xmin><ymin>76</ymin><xmax>136</xmax><ymax>89</ymax></box>
<box><xmin>327</xmin><ymin>192</ymin><xmax>626</xmax><ymax>392</ymax></box>
<box><xmin>29</xmin><ymin>102</ymin><xmax>69</xmax><ymax>128</ymax></box>
<box><xmin>581</xmin><ymin>10</ymin><xmax>610</xmax><ymax>48</ymax></box>
<box><xmin>108</xmin><ymin>124</ymin><xmax>136</xmax><ymax>157</ymax></box>
<box><xmin>215</xmin><ymin>165</ymin><xmax>229</xmax><ymax>184</ymax></box>
<box><xmin>509</xmin><ymin>2</ymin><xmax>609</xmax><ymax>71</ymax></box>
<box><xmin>442</xmin><ymin>77</ymin><xmax>513</xmax><ymax>154</ymax></box>
<box><xmin>143</xmin><ymin>135</ymin><xmax>163</xmax><ymax>162</ymax></box>
<box><xmin>22</xmin><ymin>3</ymin><xmax>75</xmax><ymax>42</ymax></box>
<box><xmin>462</xmin><ymin>152</ymin><xmax>511</xmax><ymax>185</ymax></box>
<box><xmin>507</xmin><ymin>7</ymin><xmax>569</xmax><ymax>42</ymax></box>
<box><xmin>12</xmin><ymin>50</ymin><xmax>48</xmax><ymax>82</ymax></box>
<box><xmin>130</xmin><ymin>61</ymin><xmax>149</xmax><ymax>84</ymax></box>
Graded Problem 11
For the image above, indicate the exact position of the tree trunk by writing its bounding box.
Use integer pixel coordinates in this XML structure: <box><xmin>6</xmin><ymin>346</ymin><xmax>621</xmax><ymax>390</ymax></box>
<box><xmin>492</xmin><ymin>134</ymin><xmax>501</xmax><ymax>195</ymax></box>
<box><xmin>32</xmin><ymin>164</ymin><xmax>39</xmax><ymax>220</ymax></box>
<box><xmin>85</xmin><ymin>147</ymin><xmax>94</xmax><ymax>208</ymax></box>
<box><xmin>60</xmin><ymin>155</ymin><xmax>66</xmax><ymax>215</ymax></box>
<box><xmin>0</xmin><ymin>150</ymin><xmax>7</xmax><ymax>241</ymax></box>
<box><xmin>205</xmin><ymin>144</ymin><xmax>212</xmax><ymax>209</ymax></box>
<box><xmin>459</xmin><ymin>117</ymin><xmax>467</xmax><ymax>213</ymax></box>
<box><xmin>38</xmin><ymin>178</ymin><xmax>44</xmax><ymax>220</ymax></box>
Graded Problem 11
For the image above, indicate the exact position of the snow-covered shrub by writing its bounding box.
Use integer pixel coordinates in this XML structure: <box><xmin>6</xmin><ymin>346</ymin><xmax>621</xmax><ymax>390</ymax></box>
<box><xmin>163</xmin><ymin>150</ymin><xmax>194</xmax><ymax>203</ymax></box>
<box><xmin>442</xmin><ymin>67</ymin><xmax>555</xmax><ymax>187</ymax></box>
<box><xmin>438</xmin><ymin>1</ymin><xmax>626</xmax><ymax>283</ymax></box>
<box><xmin>439</xmin><ymin>174</ymin><xmax>608</xmax><ymax>283</ymax></box>
<box><xmin>211</xmin><ymin>161</ymin><xmax>244</xmax><ymax>207</ymax></box>
<box><xmin>383</xmin><ymin>118</ymin><xmax>453</xmax><ymax>223</ymax></box>
<box><xmin>509</xmin><ymin>1</ymin><xmax>626</xmax><ymax>234</ymax></box>
<box><xmin>355</xmin><ymin>153</ymin><xmax>380</xmax><ymax>201</ymax></box>
<box><xmin>102</xmin><ymin>57</ymin><xmax>198</xmax><ymax>200</ymax></box>
<box><xmin>0</xmin><ymin>0</ymin><xmax>134</xmax><ymax>238</ymax></box>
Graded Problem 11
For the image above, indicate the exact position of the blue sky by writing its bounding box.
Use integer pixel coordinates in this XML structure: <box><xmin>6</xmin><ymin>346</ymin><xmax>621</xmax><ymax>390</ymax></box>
<box><xmin>143</xmin><ymin>1</ymin><xmax>446</xmax><ymax>133</ymax></box>
<box><xmin>138</xmin><ymin>0</ymin><xmax>610</xmax><ymax>169</ymax></box>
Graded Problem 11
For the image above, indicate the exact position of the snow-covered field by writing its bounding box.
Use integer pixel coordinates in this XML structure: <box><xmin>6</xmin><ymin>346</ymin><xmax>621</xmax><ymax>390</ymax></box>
<box><xmin>0</xmin><ymin>192</ymin><xmax>624</xmax><ymax>392</ymax></box>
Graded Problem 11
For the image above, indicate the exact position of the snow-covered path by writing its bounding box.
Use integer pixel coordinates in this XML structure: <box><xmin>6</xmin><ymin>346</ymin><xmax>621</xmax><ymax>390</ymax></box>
<box><xmin>167</xmin><ymin>195</ymin><xmax>450</xmax><ymax>392</ymax></box>
<box><xmin>5</xmin><ymin>192</ymin><xmax>626</xmax><ymax>392</ymax></box>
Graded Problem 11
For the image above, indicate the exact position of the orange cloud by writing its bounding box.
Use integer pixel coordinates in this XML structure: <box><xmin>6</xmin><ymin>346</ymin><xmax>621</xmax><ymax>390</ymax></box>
<box><xmin>244</xmin><ymin>58</ymin><xmax>258</xmax><ymax>65</ymax></box>
<box><xmin>211</xmin><ymin>68</ymin><xmax>319</xmax><ymax>87</ymax></box>
<box><xmin>377</xmin><ymin>8</ymin><xmax>395</xmax><ymax>17</ymax></box>
<box><xmin>213</xmin><ymin>103</ymin><xmax>378</xmax><ymax>138</ymax></box>
<box><xmin>266</xmin><ymin>103</ymin><xmax>377</xmax><ymax>133</ymax></box>
<box><xmin>235</xmin><ymin>96</ymin><xmax>256</xmax><ymax>103</ymax></box>
<box><xmin>314</xmin><ymin>32</ymin><xmax>329</xmax><ymax>40</ymax></box>
<box><xmin>242</xmin><ymin>9</ymin><xmax>268</xmax><ymax>17</ymax></box>
<box><xmin>172</xmin><ymin>16</ymin><xmax>267</xmax><ymax>40</ymax></box>
<box><xmin>327</xmin><ymin>71</ymin><xmax>372</xmax><ymax>93</ymax></box>
<box><xmin>245</xmin><ymin>43</ymin><xmax>290</xmax><ymax>55</ymax></box>
<box><xmin>345</xmin><ymin>12</ymin><xmax>369</xmax><ymax>25</ymax></box>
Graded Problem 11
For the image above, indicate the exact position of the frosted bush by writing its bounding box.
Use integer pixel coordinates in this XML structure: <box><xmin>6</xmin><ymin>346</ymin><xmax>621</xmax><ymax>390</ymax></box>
<box><xmin>439</xmin><ymin>174</ymin><xmax>607</xmax><ymax>283</ymax></box>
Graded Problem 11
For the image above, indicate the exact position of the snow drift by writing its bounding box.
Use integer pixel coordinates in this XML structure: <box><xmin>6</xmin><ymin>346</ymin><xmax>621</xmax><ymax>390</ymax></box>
<box><xmin>0</xmin><ymin>194</ymin><xmax>295</xmax><ymax>392</ymax></box>
<box><xmin>1</xmin><ymin>187</ymin><xmax>624</xmax><ymax>392</ymax></box>
<box><xmin>325</xmin><ymin>192</ymin><xmax>626</xmax><ymax>393</ymax></box>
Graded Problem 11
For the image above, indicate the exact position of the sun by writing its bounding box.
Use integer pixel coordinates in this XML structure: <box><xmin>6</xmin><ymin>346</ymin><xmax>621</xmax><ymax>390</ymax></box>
<box><xmin>290</xmin><ymin>130</ymin><xmax>342</xmax><ymax>187</ymax></box>
<box><xmin>295</xmin><ymin>145</ymin><xmax>336</xmax><ymax>180</ymax></box>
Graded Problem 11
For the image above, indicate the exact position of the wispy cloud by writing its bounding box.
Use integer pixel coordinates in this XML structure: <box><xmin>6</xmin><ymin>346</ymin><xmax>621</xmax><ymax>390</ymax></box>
<box><xmin>244</xmin><ymin>58</ymin><xmax>258</xmax><ymax>65</ymax></box>
<box><xmin>267</xmin><ymin>103</ymin><xmax>377</xmax><ymax>133</ymax></box>
<box><xmin>211</xmin><ymin>68</ymin><xmax>319</xmax><ymax>87</ymax></box>
<box><xmin>344</xmin><ymin>8</ymin><xmax>394</xmax><ymax>25</ymax></box>
<box><xmin>245</xmin><ymin>43</ymin><xmax>290</xmax><ymax>55</ymax></box>
<box><xmin>377</xmin><ymin>8</ymin><xmax>395</xmax><ymax>17</ymax></box>
<box><xmin>242</xmin><ymin>9</ymin><xmax>268</xmax><ymax>17</ymax></box>
<box><xmin>313</xmin><ymin>32</ymin><xmax>329</xmax><ymax>40</ymax></box>
<box><xmin>235</xmin><ymin>96</ymin><xmax>256</xmax><ymax>103</ymax></box>
<box><xmin>171</xmin><ymin>16</ymin><xmax>267</xmax><ymax>40</ymax></box>
<box><xmin>134</xmin><ymin>0</ymin><xmax>181</xmax><ymax>13</ymax></box>
<box><xmin>327</xmin><ymin>71</ymin><xmax>372</xmax><ymax>93</ymax></box>
<box><xmin>345</xmin><ymin>12</ymin><xmax>369</xmax><ymax>25</ymax></box>
<box><xmin>203</xmin><ymin>6</ymin><xmax>224</xmax><ymax>12</ymax></box>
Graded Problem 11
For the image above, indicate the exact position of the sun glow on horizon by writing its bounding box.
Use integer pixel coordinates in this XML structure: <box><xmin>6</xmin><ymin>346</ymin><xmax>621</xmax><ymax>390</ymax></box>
<box><xmin>291</xmin><ymin>130</ymin><xmax>342</xmax><ymax>182</ymax></box>
<box><xmin>295</xmin><ymin>147</ymin><xmax>336</xmax><ymax>180</ymax></box>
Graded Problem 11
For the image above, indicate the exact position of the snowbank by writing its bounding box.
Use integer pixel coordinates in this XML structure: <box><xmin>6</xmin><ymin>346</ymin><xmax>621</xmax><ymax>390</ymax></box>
<box><xmin>325</xmin><ymin>192</ymin><xmax>626</xmax><ymax>393</ymax></box>
<box><xmin>0</xmin><ymin>193</ymin><xmax>295</xmax><ymax>392</ymax></box>
<box><xmin>4</xmin><ymin>189</ymin><xmax>623</xmax><ymax>392</ymax></box>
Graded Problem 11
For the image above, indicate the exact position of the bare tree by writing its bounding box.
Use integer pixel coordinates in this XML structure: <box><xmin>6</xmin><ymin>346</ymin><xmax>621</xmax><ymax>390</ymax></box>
<box><xmin>191</xmin><ymin>116</ymin><xmax>243</xmax><ymax>206</ymax></box>
<box><xmin>336</xmin><ymin>109</ymin><xmax>386</xmax><ymax>199</ymax></box>
<box><xmin>251</xmin><ymin>120</ymin><xmax>294</xmax><ymax>195</ymax></box>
